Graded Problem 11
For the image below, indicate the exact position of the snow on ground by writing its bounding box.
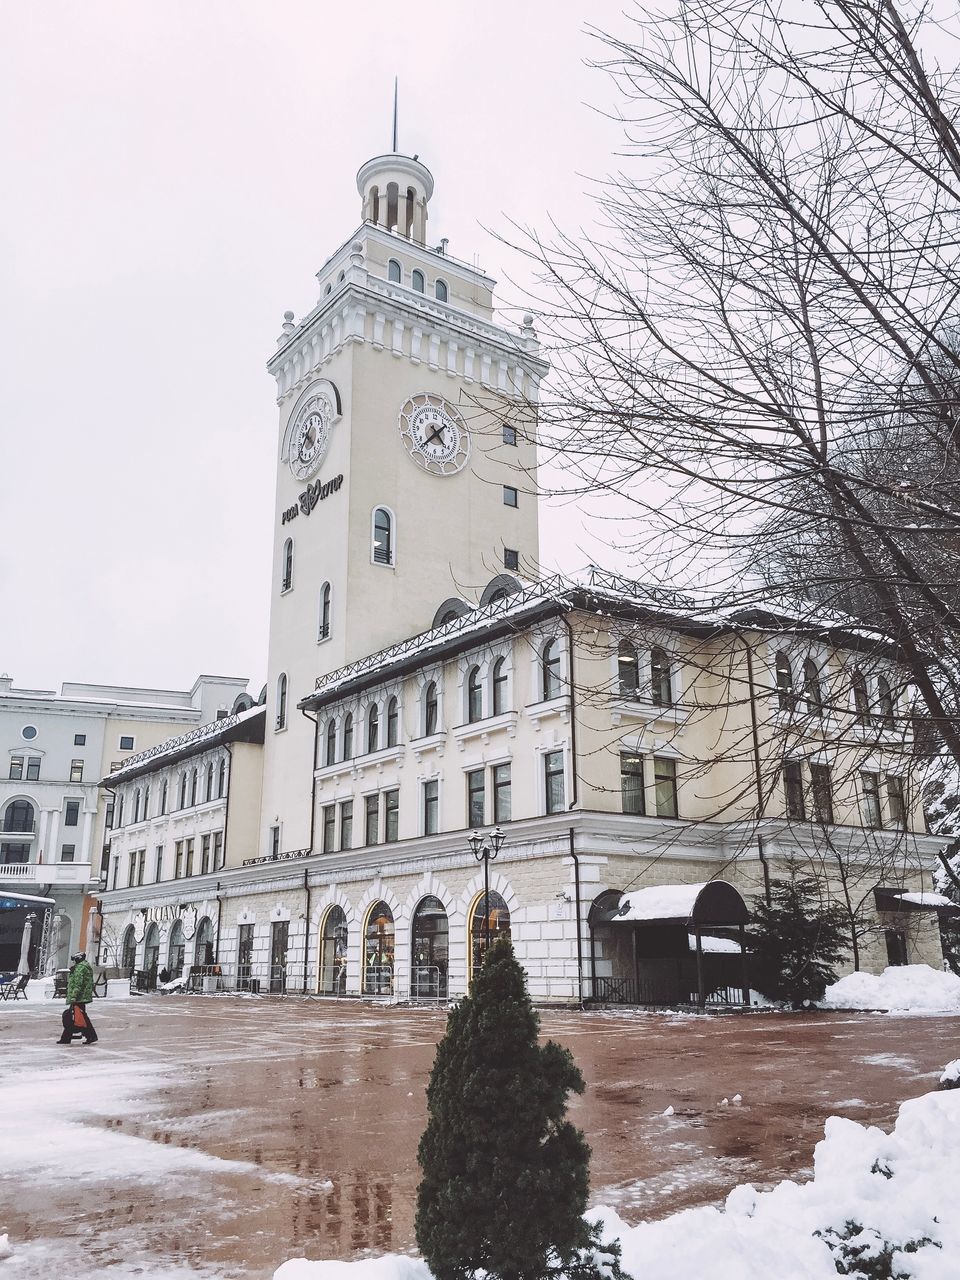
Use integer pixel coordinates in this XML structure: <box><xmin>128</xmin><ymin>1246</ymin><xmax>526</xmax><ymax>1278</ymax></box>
<box><xmin>275</xmin><ymin>1083</ymin><xmax>960</xmax><ymax>1280</ymax></box>
<box><xmin>941</xmin><ymin>1059</ymin><xmax>960</xmax><ymax>1087</ymax></box>
<box><xmin>821</xmin><ymin>964</ymin><xmax>960</xmax><ymax>1012</ymax></box>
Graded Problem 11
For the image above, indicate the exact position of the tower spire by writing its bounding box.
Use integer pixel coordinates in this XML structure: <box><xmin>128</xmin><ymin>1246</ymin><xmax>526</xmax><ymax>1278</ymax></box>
<box><xmin>392</xmin><ymin>77</ymin><xmax>398</xmax><ymax>153</ymax></box>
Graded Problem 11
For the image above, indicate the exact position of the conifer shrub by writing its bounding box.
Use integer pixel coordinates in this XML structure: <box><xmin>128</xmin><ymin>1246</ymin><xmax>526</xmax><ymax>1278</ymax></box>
<box><xmin>415</xmin><ymin>937</ymin><xmax>626</xmax><ymax>1280</ymax></box>
<box><xmin>746</xmin><ymin>862</ymin><xmax>849</xmax><ymax>1006</ymax></box>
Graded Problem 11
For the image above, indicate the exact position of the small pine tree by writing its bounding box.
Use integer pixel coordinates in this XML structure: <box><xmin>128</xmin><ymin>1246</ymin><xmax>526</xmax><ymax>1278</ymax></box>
<box><xmin>416</xmin><ymin>937</ymin><xmax>625</xmax><ymax>1280</ymax></box>
<box><xmin>747</xmin><ymin>863</ymin><xmax>849</xmax><ymax>1006</ymax></box>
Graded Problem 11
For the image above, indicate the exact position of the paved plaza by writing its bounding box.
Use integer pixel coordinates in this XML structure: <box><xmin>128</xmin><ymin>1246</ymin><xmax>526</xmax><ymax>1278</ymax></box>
<box><xmin>1</xmin><ymin>996</ymin><xmax>957</xmax><ymax>1279</ymax></box>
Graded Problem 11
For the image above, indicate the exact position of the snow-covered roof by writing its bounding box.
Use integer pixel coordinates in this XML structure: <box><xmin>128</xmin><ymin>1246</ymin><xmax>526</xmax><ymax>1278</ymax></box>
<box><xmin>875</xmin><ymin>886</ymin><xmax>960</xmax><ymax>915</ymax></box>
<box><xmin>100</xmin><ymin>705</ymin><xmax>265</xmax><ymax>786</ymax></box>
<box><xmin>601</xmin><ymin>880</ymin><xmax>750</xmax><ymax>927</ymax></box>
<box><xmin>687</xmin><ymin>933</ymin><xmax>744</xmax><ymax>954</ymax></box>
<box><xmin>895</xmin><ymin>891</ymin><xmax>955</xmax><ymax>909</ymax></box>
<box><xmin>619</xmin><ymin>883</ymin><xmax>708</xmax><ymax>923</ymax></box>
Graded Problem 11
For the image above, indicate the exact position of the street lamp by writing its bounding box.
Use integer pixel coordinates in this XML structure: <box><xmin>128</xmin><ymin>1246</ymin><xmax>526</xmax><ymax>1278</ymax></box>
<box><xmin>468</xmin><ymin>825</ymin><xmax>506</xmax><ymax>961</ymax></box>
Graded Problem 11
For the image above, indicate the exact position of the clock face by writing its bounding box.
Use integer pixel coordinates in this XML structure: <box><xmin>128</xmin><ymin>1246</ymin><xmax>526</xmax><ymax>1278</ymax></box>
<box><xmin>289</xmin><ymin>388</ymin><xmax>336</xmax><ymax>481</ymax></box>
<box><xmin>398</xmin><ymin>393</ymin><xmax>471</xmax><ymax>476</ymax></box>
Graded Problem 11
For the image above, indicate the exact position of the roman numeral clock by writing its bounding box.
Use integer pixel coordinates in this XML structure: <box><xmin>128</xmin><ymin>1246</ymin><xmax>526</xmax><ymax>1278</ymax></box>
<box><xmin>398</xmin><ymin>393</ymin><xmax>471</xmax><ymax>476</ymax></box>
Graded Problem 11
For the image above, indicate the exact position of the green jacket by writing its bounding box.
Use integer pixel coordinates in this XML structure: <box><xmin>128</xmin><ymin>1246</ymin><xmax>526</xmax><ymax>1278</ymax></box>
<box><xmin>67</xmin><ymin>959</ymin><xmax>94</xmax><ymax>1003</ymax></box>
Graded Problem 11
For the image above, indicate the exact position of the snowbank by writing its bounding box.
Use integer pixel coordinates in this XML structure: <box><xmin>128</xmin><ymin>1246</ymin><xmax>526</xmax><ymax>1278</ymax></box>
<box><xmin>275</xmin><ymin>1084</ymin><xmax>960</xmax><ymax>1280</ymax></box>
<box><xmin>821</xmin><ymin>964</ymin><xmax>960</xmax><ymax>1012</ymax></box>
<box><xmin>941</xmin><ymin>1059</ymin><xmax>960</xmax><ymax>1089</ymax></box>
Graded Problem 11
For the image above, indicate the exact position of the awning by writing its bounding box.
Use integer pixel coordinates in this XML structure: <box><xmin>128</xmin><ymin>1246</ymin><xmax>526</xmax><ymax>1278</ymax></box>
<box><xmin>591</xmin><ymin>880</ymin><xmax>749</xmax><ymax>928</ymax></box>
<box><xmin>874</xmin><ymin>887</ymin><xmax>960</xmax><ymax>917</ymax></box>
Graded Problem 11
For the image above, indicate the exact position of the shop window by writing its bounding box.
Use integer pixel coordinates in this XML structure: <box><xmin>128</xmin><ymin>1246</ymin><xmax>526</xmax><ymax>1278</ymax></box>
<box><xmin>121</xmin><ymin>925</ymin><xmax>137</xmax><ymax>972</ymax></box>
<box><xmin>470</xmin><ymin>889</ymin><xmax>511</xmax><ymax>976</ymax></box>
<box><xmin>412</xmin><ymin>896</ymin><xmax>449</xmax><ymax>998</ymax></box>
<box><xmin>237</xmin><ymin>924</ymin><xmax>255</xmax><ymax>990</ymax></box>
<box><xmin>364</xmin><ymin>901</ymin><xmax>395</xmax><ymax>994</ymax></box>
<box><xmin>621</xmin><ymin>753</ymin><xmax>645</xmax><ymax>815</ymax></box>
<box><xmin>654</xmin><ymin>756</ymin><xmax>678</xmax><ymax>818</ymax></box>
<box><xmin>194</xmin><ymin>917</ymin><xmax>214</xmax><ymax>967</ymax></box>
<box><xmin>318</xmin><ymin>906</ymin><xmax>348</xmax><ymax>994</ymax></box>
<box><xmin>270</xmin><ymin>920</ymin><xmax>289</xmax><ymax>994</ymax></box>
<box><xmin>168</xmin><ymin>920</ymin><xmax>185</xmax><ymax>977</ymax></box>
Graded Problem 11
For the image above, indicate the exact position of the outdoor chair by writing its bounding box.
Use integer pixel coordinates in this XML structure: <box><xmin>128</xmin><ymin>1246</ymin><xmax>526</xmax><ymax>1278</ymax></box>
<box><xmin>0</xmin><ymin>974</ymin><xmax>29</xmax><ymax>1001</ymax></box>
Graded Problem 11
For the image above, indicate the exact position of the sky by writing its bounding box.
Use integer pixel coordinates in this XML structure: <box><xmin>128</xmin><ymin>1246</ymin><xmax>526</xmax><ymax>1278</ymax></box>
<box><xmin>0</xmin><ymin>1</ymin><xmax>630</xmax><ymax>695</ymax></box>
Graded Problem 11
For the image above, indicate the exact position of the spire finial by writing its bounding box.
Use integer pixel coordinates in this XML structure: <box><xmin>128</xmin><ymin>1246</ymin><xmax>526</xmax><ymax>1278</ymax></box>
<box><xmin>392</xmin><ymin>77</ymin><xmax>398</xmax><ymax>153</ymax></box>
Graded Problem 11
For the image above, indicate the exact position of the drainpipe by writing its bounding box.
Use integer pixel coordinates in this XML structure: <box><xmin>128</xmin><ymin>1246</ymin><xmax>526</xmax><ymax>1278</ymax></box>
<box><xmin>302</xmin><ymin>867</ymin><xmax>311</xmax><ymax>994</ymax></box>
<box><xmin>559</xmin><ymin>613</ymin><xmax>579</xmax><ymax>809</ymax></box>
<box><xmin>743</xmin><ymin>636</ymin><xmax>771</xmax><ymax>905</ymax></box>
<box><xmin>222</xmin><ymin>745</ymin><xmax>233</xmax><ymax>869</ymax></box>
<box><xmin>300</xmin><ymin>707</ymin><xmax>320</xmax><ymax>856</ymax></box>
<box><xmin>568</xmin><ymin>827</ymin><xmax>584</xmax><ymax>1006</ymax></box>
<box><xmin>214</xmin><ymin>881</ymin><xmax>223</xmax><ymax>963</ymax></box>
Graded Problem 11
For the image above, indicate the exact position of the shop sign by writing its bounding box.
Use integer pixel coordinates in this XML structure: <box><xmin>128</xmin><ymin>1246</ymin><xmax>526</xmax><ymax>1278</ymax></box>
<box><xmin>281</xmin><ymin>473</ymin><xmax>344</xmax><ymax>526</ymax></box>
<box><xmin>139</xmin><ymin>904</ymin><xmax>193</xmax><ymax>925</ymax></box>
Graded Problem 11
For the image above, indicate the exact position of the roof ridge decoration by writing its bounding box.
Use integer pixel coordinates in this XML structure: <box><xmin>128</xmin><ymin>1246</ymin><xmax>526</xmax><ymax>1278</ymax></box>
<box><xmin>101</xmin><ymin>705</ymin><xmax>265</xmax><ymax>785</ymax></box>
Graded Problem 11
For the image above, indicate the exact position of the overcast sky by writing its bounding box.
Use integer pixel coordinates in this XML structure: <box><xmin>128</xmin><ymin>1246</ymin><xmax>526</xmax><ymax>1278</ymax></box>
<box><xmin>0</xmin><ymin>1</ymin><xmax>630</xmax><ymax>695</ymax></box>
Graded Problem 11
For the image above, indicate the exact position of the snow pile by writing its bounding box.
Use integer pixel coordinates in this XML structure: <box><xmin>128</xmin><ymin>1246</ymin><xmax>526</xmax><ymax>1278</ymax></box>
<box><xmin>821</xmin><ymin>964</ymin><xmax>960</xmax><ymax>1012</ymax></box>
<box><xmin>275</xmin><ymin>1085</ymin><xmax>960</xmax><ymax>1280</ymax></box>
<box><xmin>941</xmin><ymin>1060</ymin><xmax>960</xmax><ymax>1089</ymax></box>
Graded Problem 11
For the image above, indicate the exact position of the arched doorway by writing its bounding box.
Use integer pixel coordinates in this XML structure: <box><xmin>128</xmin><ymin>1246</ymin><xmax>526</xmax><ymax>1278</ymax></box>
<box><xmin>363</xmin><ymin>901</ymin><xmax>395</xmax><ymax>995</ymax></box>
<box><xmin>194</xmin><ymin>916</ymin><xmax>214</xmax><ymax>967</ymax></box>
<box><xmin>143</xmin><ymin>922</ymin><xmax>160</xmax><ymax>989</ymax></box>
<box><xmin>167</xmin><ymin>919</ymin><xmax>185</xmax><ymax>977</ymax></box>
<box><xmin>469</xmin><ymin>890</ymin><xmax>511</xmax><ymax>977</ymax></box>
<box><xmin>120</xmin><ymin>924</ymin><xmax>137</xmax><ymax>973</ymax></box>
<box><xmin>318</xmin><ymin>905</ymin><xmax>348</xmax><ymax>995</ymax></box>
<box><xmin>411</xmin><ymin>896</ymin><xmax>448</xmax><ymax>998</ymax></box>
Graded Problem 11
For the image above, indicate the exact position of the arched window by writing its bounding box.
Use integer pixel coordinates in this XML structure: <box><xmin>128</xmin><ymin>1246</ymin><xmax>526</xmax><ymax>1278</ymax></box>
<box><xmin>318</xmin><ymin>582</ymin><xmax>332</xmax><ymax>640</ymax></box>
<box><xmin>775</xmin><ymin>652</ymin><xmax>795</xmax><ymax>710</ymax></box>
<box><xmin>650</xmin><ymin>647</ymin><xmax>673</xmax><ymax>706</ymax></box>
<box><xmin>388</xmin><ymin>259</ymin><xmax>402</xmax><ymax>284</ymax></box>
<box><xmin>117</xmin><ymin>795</ymin><xmax>124</xmax><ymax>827</ymax></box>
<box><xmin>205</xmin><ymin>762</ymin><xmax>214</xmax><ymax>802</ymax></box>
<box><xmin>367</xmin><ymin>704</ymin><xmax>380</xmax><ymax>754</ymax></box>
<box><xmin>190</xmin><ymin>769</ymin><xmax>198</xmax><ymax>806</ymax></box>
<box><xmin>143</xmin><ymin>785</ymin><xmax>150</xmax><ymax>819</ymax></box>
<box><xmin>802</xmin><ymin>658</ymin><xmax>823</xmax><ymax>716</ymax></box>
<box><xmin>168</xmin><ymin>920</ymin><xmax>185</xmax><ymax>976</ymax></box>
<box><xmin>386</xmin><ymin>696</ymin><xmax>399</xmax><ymax>747</ymax></box>
<box><xmin>372</xmin><ymin>507</ymin><xmax>394</xmax><ymax>565</ymax></box>
<box><xmin>467</xmin><ymin>665</ymin><xmax>483</xmax><ymax>723</ymax></box>
<box><xmin>120</xmin><ymin>924</ymin><xmax>137</xmax><ymax>972</ymax></box>
<box><xmin>178</xmin><ymin>772</ymin><xmax>188</xmax><ymax>809</ymax></box>
<box><xmin>325</xmin><ymin>719</ymin><xmax>337</xmax><ymax>767</ymax></box>
<box><xmin>276</xmin><ymin>673</ymin><xmax>288</xmax><ymax>731</ymax></box>
<box><xmin>318</xmin><ymin>905</ymin><xmax>348</xmax><ymax>994</ymax></box>
<box><xmin>470</xmin><ymin>889</ymin><xmax>511</xmax><ymax>977</ymax></box>
<box><xmin>160</xmin><ymin>779</ymin><xmax>168</xmax><ymax>815</ymax></box>
<box><xmin>852</xmin><ymin>669</ymin><xmax>871</xmax><ymax>726</ymax></box>
<box><xmin>424</xmin><ymin>681</ymin><xmax>438</xmax><ymax>736</ymax></box>
<box><xmin>143</xmin><ymin>923</ymin><xmax>160</xmax><ymax>980</ymax></box>
<box><xmin>412</xmin><ymin>269</ymin><xmax>425</xmax><ymax>293</ymax></box>
<box><xmin>492</xmin><ymin>657</ymin><xmax>508</xmax><ymax>716</ymax></box>
<box><xmin>411</xmin><ymin>895</ymin><xmax>449</xmax><ymax>998</ymax></box>
<box><xmin>343</xmin><ymin>712</ymin><xmax>354</xmax><ymax>760</ymax></box>
<box><xmin>618</xmin><ymin>640</ymin><xmax>639</xmax><ymax>697</ymax></box>
<box><xmin>541</xmin><ymin>639</ymin><xmax>561</xmax><ymax>701</ymax></box>
<box><xmin>363</xmin><ymin>901</ymin><xmax>395</xmax><ymax>995</ymax></box>
<box><xmin>194</xmin><ymin>917</ymin><xmax>214</xmax><ymax>967</ymax></box>
<box><xmin>217</xmin><ymin>758</ymin><xmax>226</xmax><ymax>799</ymax></box>
<box><xmin>134</xmin><ymin>788</ymin><xmax>142</xmax><ymax>823</ymax></box>
<box><xmin>435</xmin><ymin>279</ymin><xmax>448</xmax><ymax>302</ymax></box>
<box><xmin>2</xmin><ymin>799</ymin><xmax>35</xmax><ymax>833</ymax></box>
<box><xmin>281</xmin><ymin>537</ymin><xmax>294</xmax><ymax>592</ymax></box>
<box><xmin>876</xmin><ymin>674</ymin><xmax>895</xmax><ymax>727</ymax></box>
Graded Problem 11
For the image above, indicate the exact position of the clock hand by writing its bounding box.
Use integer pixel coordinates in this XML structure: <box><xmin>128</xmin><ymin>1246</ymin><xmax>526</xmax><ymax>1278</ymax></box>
<box><xmin>426</xmin><ymin>424</ymin><xmax>447</xmax><ymax>446</ymax></box>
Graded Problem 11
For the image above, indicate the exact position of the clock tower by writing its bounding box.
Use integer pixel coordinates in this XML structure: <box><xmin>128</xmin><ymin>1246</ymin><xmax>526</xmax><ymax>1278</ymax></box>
<box><xmin>259</xmin><ymin>150</ymin><xmax>548</xmax><ymax>855</ymax></box>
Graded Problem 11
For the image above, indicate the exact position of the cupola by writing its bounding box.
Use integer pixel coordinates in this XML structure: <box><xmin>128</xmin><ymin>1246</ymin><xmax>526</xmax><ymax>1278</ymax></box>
<box><xmin>357</xmin><ymin>153</ymin><xmax>434</xmax><ymax>246</ymax></box>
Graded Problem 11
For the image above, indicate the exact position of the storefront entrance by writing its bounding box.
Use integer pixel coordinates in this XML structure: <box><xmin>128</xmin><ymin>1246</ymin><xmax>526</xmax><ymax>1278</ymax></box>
<box><xmin>363</xmin><ymin>901</ymin><xmax>394</xmax><ymax>995</ymax></box>
<box><xmin>270</xmin><ymin>920</ymin><xmax>289</xmax><ymax>994</ymax></box>
<box><xmin>318</xmin><ymin>906</ymin><xmax>348</xmax><ymax>995</ymax></box>
<box><xmin>411</xmin><ymin>896</ymin><xmax>448</xmax><ymax>999</ymax></box>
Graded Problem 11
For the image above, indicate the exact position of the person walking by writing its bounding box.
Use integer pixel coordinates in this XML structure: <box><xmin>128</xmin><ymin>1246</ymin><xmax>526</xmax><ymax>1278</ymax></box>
<box><xmin>57</xmin><ymin>952</ymin><xmax>98</xmax><ymax>1045</ymax></box>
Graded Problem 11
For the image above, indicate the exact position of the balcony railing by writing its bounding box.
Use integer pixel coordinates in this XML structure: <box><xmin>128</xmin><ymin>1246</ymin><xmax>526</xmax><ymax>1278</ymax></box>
<box><xmin>0</xmin><ymin>861</ymin><xmax>94</xmax><ymax>885</ymax></box>
<box><xmin>1</xmin><ymin>821</ymin><xmax>36</xmax><ymax>835</ymax></box>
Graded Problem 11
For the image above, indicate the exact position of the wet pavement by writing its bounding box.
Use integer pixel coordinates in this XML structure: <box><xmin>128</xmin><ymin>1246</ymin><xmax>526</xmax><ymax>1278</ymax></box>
<box><xmin>1</xmin><ymin>996</ymin><xmax>957</xmax><ymax>1279</ymax></box>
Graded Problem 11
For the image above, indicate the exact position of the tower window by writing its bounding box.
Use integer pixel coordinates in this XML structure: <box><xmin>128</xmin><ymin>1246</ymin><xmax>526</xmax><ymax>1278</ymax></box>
<box><xmin>503</xmin><ymin>548</ymin><xmax>519</xmax><ymax>570</ymax></box>
<box><xmin>435</xmin><ymin>279</ymin><xmax>448</xmax><ymax>302</ymax></box>
<box><xmin>372</xmin><ymin>507</ymin><xmax>395</xmax><ymax>565</ymax></box>
<box><xmin>412</xmin><ymin>269</ymin><xmax>425</xmax><ymax>293</ymax></box>
<box><xmin>502</xmin><ymin>423</ymin><xmax>517</xmax><ymax>445</ymax></box>
<box><xmin>318</xmin><ymin>582</ymin><xmax>332</xmax><ymax>640</ymax></box>
<box><xmin>388</xmin><ymin>259</ymin><xmax>402</xmax><ymax>284</ymax></box>
<box><xmin>276</xmin><ymin>673</ymin><xmax>288</xmax><ymax>731</ymax></box>
<box><xmin>503</xmin><ymin>486</ymin><xmax>518</xmax><ymax>507</ymax></box>
<box><xmin>282</xmin><ymin>538</ymin><xmax>294</xmax><ymax>592</ymax></box>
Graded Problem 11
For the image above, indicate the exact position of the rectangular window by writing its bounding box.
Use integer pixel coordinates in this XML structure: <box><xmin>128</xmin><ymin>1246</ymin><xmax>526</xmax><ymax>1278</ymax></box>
<box><xmin>654</xmin><ymin>756</ymin><xmax>678</xmax><ymax>819</ymax></box>
<box><xmin>136</xmin><ymin>849</ymin><xmax>146</xmax><ymax>886</ymax></box>
<box><xmin>184</xmin><ymin>838</ymin><xmax>194</xmax><ymax>877</ymax></box>
<box><xmin>783</xmin><ymin>761</ymin><xmax>805</xmax><ymax>820</ymax></box>
<box><xmin>503</xmin><ymin>485</ymin><xmax>518</xmax><ymax>507</ymax></box>
<box><xmin>886</xmin><ymin>775</ymin><xmax>906</xmax><ymax>828</ymax></box>
<box><xmin>127</xmin><ymin>853</ymin><xmax>137</xmax><ymax>888</ymax></box>
<box><xmin>502</xmin><ymin>422</ymin><xmax>517</xmax><ymax>445</ymax></box>
<box><xmin>493</xmin><ymin>763</ymin><xmax>512</xmax><ymax>823</ymax></box>
<box><xmin>861</xmin><ymin>771</ymin><xmax>882</xmax><ymax>828</ymax></box>
<box><xmin>322</xmin><ymin>804</ymin><xmax>336</xmax><ymax>853</ymax></box>
<box><xmin>384</xmin><ymin>789</ymin><xmax>399</xmax><ymax>843</ymax></box>
<box><xmin>111</xmin><ymin>761</ymin><xmax>121</xmax><ymax>773</ymax></box>
<box><xmin>74</xmin><ymin>733</ymin><xmax>86</xmax><ymax>746</ymax></box>
<box><xmin>340</xmin><ymin>801</ymin><xmax>353</xmax><ymax>851</ymax></box>
<box><xmin>213</xmin><ymin>830</ymin><xmax>224</xmax><ymax>869</ymax></box>
<box><xmin>105</xmin><ymin>801</ymin><xmax>114</xmax><ymax>830</ymax></box>
<box><xmin>544</xmin><ymin>750</ymin><xmax>565</xmax><ymax>815</ymax></box>
<box><xmin>467</xmin><ymin>769</ymin><xmax>485</xmax><ymax>829</ymax></box>
<box><xmin>423</xmin><ymin>779</ymin><xmax>439</xmax><ymax>836</ymax></box>
<box><xmin>61</xmin><ymin>844</ymin><xmax>76</xmax><ymax>863</ymax></box>
<box><xmin>503</xmin><ymin>547</ymin><xmax>519</xmax><ymax>571</ymax></box>
<box><xmin>8</xmin><ymin>757</ymin><xmax>23</xmax><ymax>781</ymax></box>
<box><xmin>364</xmin><ymin>794</ymin><xmax>379</xmax><ymax>846</ymax></box>
<box><xmin>155</xmin><ymin>846</ymin><xmax>163</xmax><ymax>882</ymax></box>
<box><xmin>200</xmin><ymin>833</ymin><xmax>211</xmax><ymax>875</ymax></box>
<box><xmin>811</xmin><ymin>764</ymin><xmax>834</xmax><ymax>825</ymax></box>
<box><xmin>119</xmin><ymin>735</ymin><xmax>135</xmax><ymax>751</ymax></box>
<box><xmin>174</xmin><ymin>840</ymin><xmax>184</xmax><ymax>879</ymax></box>
<box><xmin>64</xmin><ymin>800</ymin><xmax>80</xmax><ymax>827</ymax></box>
<box><xmin>26</xmin><ymin>757</ymin><xmax>40</xmax><ymax>781</ymax></box>
<box><xmin>621</xmin><ymin>752</ymin><xmax>645</xmax><ymax>815</ymax></box>
<box><xmin>70</xmin><ymin>759</ymin><xmax>84</xmax><ymax>782</ymax></box>
<box><xmin>112</xmin><ymin>856</ymin><xmax>119</xmax><ymax>890</ymax></box>
<box><xmin>270</xmin><ymin>825</ymin><xmax>280</xmax><ymax>857</ymax></box>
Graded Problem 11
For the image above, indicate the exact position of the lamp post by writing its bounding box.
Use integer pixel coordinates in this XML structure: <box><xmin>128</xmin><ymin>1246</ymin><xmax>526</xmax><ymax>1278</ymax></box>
<box><xmin>468</xmin><ymin>825</ymin><xmax>506</xmax><ymax>962</ymax></box>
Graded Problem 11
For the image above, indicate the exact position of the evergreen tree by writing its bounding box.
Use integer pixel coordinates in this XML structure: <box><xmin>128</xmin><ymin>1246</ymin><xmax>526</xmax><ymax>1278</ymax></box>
<box><xmin>415</xmin><ymin>937</ymin><xmax>625</xmax><ymax>1280</ymax></box>
<box><xmin>747</xmin><ymin>864</ymin><xmax>850</xmax><ymax>1006</ymax></box>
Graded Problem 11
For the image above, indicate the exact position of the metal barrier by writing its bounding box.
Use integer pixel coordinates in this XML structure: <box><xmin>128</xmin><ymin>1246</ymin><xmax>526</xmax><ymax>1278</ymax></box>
<box><xmin>362</xmin><ymin>965</ymin><xmax>394</xmax><ymax>996</ymax></box>
<box><xmin>410</xmin><ymin>966</ymin><xmax>446</xmax><ymax>1001</ymax></box>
